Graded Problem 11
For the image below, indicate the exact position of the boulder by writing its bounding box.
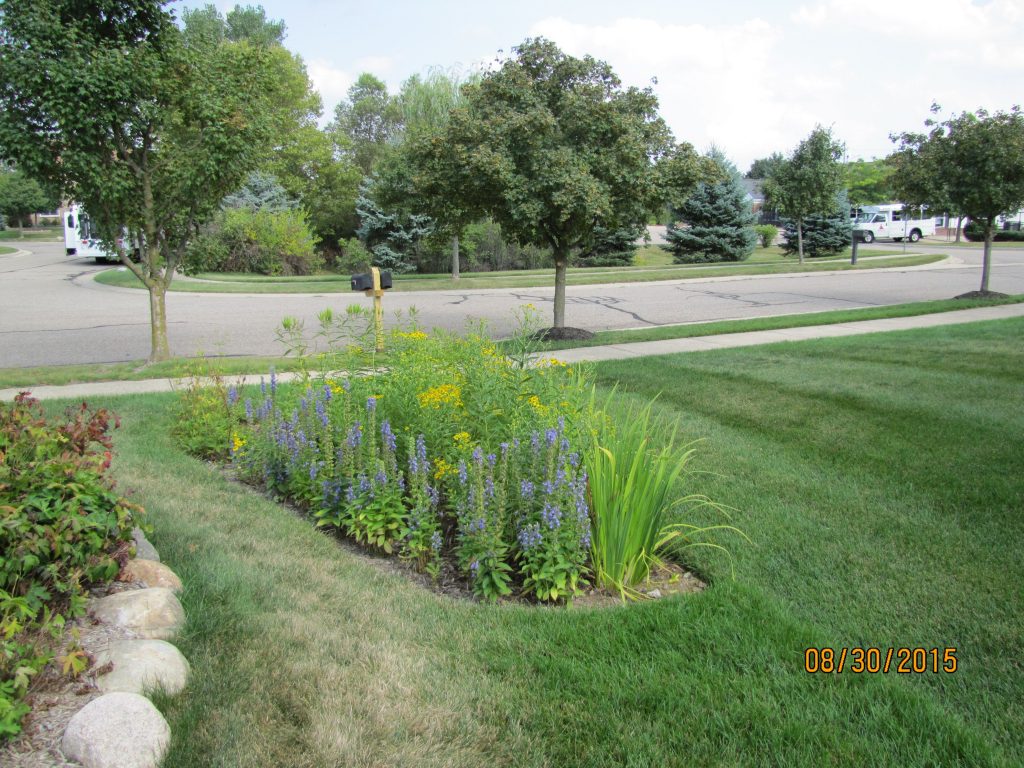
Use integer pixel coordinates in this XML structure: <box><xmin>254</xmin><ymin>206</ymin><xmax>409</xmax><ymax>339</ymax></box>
<box><xmin>90</xmin><ymin>588</ymin><xmax>185</xmax><ymax>640</ymax></box>
<box><xmin>94</xmin><ymin>639</ymin><xmax>190</xmax><ymax>696</ymax></box>
<box><xmin>124</xmin><ymin>559</ymin><xmax>183</xmax><ymax>593</ymax></box>
<box><xmin>62</xmin><ymin>692</ymin><xmax>170</xmax><ymax>768</ymax></box>
<box><xmin>132</xmin><ymin>528</ymin><xmax>160</xmax><ymax>562</ymax></box>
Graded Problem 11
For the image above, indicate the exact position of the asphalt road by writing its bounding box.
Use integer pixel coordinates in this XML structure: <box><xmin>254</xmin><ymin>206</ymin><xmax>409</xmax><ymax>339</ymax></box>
<box><xmin>2</xmin><ymin>240</ymin><xmax>1023</xmax><ymax>368</ymax></box>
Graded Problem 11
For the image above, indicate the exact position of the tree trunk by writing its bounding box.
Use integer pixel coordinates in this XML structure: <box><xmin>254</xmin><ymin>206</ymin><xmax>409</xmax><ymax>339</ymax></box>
<box><xmin>553</xmin><ymin>249</ymin><xmax>568</xmax><ymax>328</ymax></box>
<box><xmin>980</xmin><ymin>223</ymin><xmax>993</xmax><ymax>294</ymax></box>
<box><xmin>955</xmin><ymin>215</ymin><xmax>963</xmax><ymax>243</ymax></box>
<box><xmin>451</xmin><ymin>235</ymin><xmax>460</xmax><ymax>280</ymax></box>
<box><xmin>147</xmin><ymin>282</ymin><xmax>170</xmax><ymax>362</ymax></box>
<box><xmin>796</xmin><ymin>219</ymin><xmax>804</xmax><ymax>264</ymax></box>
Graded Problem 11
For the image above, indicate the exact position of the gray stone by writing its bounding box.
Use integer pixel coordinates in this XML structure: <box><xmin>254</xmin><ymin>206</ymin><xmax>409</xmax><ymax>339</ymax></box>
<box><xmin>62</xmin><ymin>692</ymin><xmax>170</xmax><ymax>768</ymax></box>
<box><xmin>90</xmin><ymin>588</ymin><xmax>185</xmax><ymax>640</ymax></box>
<box><xmin>132</xmin><ymin>528</ymin><xmax>160</xmax><ymax>562</ymax></box>
<box><xmin>124</xmin><ymin>559</ymin><xmax>182</xmax><ymax>593</ymax></box>
<box><xmin>647</xmin><ymin>589</ymin><xmax>663</xmax><ymax>599</ymax></box>
<box><xmin>94</xmin><ymin>639</ymin><xmax>190</xmax><ymax>696</ymax></box>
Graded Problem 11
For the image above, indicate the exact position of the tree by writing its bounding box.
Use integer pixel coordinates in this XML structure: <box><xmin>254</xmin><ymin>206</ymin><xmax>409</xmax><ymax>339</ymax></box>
<box><xmin>0</xmin><ymin>169</ymin><xmax>52</xmax><ymax>230</ymax></box>
<box><xmin>763</xmin><ymin>127</ymin><xmax>845</xmax><ymax>263</ymax></box>
<box><xmin>0</xmin><ymin>0</ymin><xmax>301</xmax><ymax>361</ymax></box>
<box><xmin>843</xmin><ymin>158</ymin><xmax>894</xmax><ymax>207</ymax></box>
<box><xmin>666</xmin><ymin>149</ymin><xmax>756</xmax><ymax>263</ymax></box>
<box><xmin>331</xmin><ymin>73</ymin><xmax>402</xmax><ymax>176</ymax></box>
<box><xmin>407</xmin><ymin>38</ymin><xmax>673</xmax><ymax>329</ymax></box>
<box><xmin>355</xmin><ymin>179</ymin><xmax>432</xmax><ymax>274</ymax></box>
<box><xmin>780</xmin><ymin>189</ymin><xmax>851</xmax><ymax>258</ymax></box>
<box><xmin>746</xmin><ymin>152</ymin><xmax>785</xmax><ymax>179</ymax></box>
<box><xmin>181</xmin><ymin>3</ymin><xmax>285</xmax><ymax>46</ymax></box>
<box><xmin>222</xmin><ymin>171</ymin><xmax>298</xmax><ymax>212</ymax></box>
<box><xmin>890</xmin><ymin>105</ymin><xmax>1024</xmax><ymax>292</ymax></box>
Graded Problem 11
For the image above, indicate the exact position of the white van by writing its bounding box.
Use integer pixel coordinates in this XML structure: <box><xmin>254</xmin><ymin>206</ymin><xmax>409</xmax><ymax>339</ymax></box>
<box><xmin>63</xmin><ymin>204</ymin><xmax>135</xmax><ymax>262</ymax></box>
<box><xmin>853</xmin><ymin>204</ymin><xmax>935</xmax><ymax>243</ymax></box>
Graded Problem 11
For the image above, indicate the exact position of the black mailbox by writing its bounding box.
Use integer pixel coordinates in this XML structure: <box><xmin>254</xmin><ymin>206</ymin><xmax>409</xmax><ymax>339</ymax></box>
<box><xmin>350</xmin><ymin>270</ymin><xmax>393</xmax><ymax>291</ymax></box>
<box><xmin>351</xmin><ymin>272</ymin><xmax>374</xmax><ymax>291</ymax></box>
<box><xmin>852</xmin><ymin>229</ymin><xmax>868</xmax><ymax>243</ymax></box>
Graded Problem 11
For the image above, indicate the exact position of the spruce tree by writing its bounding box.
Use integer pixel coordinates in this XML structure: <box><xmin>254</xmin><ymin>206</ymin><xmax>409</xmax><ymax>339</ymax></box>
<box><xmin>666</xmin><ymin>150</ymin><xmax>756</xmax><ymax>263</ymax></box>
<box><xmin>355</xmin><ymin>179</ymin><xmax>433</xmax><ymax>274</ymax></box>
<box><xmin>780</xmin><ymin>189</ymin><xmax>851</xmax><ymax>258</ymax></box>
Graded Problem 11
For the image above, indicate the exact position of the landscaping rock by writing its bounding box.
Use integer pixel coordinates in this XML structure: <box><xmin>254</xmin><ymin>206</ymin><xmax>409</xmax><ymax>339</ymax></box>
<box><xmin>89</xmin><ymin>588</ymin><xmax>185</xmax><ymax>640</ymax></box>
<box><xmin>132</xmin><ymin>528</ymin><xmax>160</xmax><ymax>562</ymax></box>
<box><xmin>62</xmin><ymin>692</ymin><xmax>170</xmax><ymax>768</ymax></box>
<box><xmin>94</xmin><ymin>639</ymin><xmax>190</xmax><ymax>696</ymax></box>
<box><xmin>124</xmin><ymin>559</ymin><xmax>182</xmax><ymax>592</ymax></box>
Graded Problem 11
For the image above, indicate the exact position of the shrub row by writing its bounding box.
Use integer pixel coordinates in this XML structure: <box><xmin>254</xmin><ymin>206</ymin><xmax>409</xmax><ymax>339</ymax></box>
<box><xmin>0</xmin><ymin>395</ymin><xmax>140</xmax><ymax>738</ymax></box>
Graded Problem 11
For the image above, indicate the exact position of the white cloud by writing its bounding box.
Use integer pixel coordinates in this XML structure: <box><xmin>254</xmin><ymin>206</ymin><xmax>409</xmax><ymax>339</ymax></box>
<box><xmin>529</xmin><ymin>8</ymin><xmax>1024</xmax><ymax>170</ymax></box>
<box><xmin>307</xmin><ymin>59</ymin><xmax>353</xmax><ymax>119</ymax></box>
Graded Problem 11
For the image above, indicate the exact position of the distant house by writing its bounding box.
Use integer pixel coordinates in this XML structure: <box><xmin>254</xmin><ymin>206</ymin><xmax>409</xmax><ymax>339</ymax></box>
<box><xmin>742</xmin><ymin>178</ymin><xmax>781</xmax><ymax>224</ymax></box>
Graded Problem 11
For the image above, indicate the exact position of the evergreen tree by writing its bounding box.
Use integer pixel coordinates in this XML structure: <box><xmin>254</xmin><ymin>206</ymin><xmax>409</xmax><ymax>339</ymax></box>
<box><xmin>355</xmin><ymin>179</ymin><xmax>432</xmax><ymax>274</ymax></box>
<box><xmin>780</xmin><ymin>189</ymin><xmax>851</xmax><ymax>258</ymax></box>
<box><xmin>666</xmin><ymin>150</ymin><xmax>756</xmax><ymax>263</ymax></box>
<box><xmin>222</xmin><ymin>171</ymin><xmax>298</xmax><ymax>212</ymax></box>
<box><xmin>576</xmin><ymin>223</ymin><xmax>643</xmax><ymax>267</ymax></box>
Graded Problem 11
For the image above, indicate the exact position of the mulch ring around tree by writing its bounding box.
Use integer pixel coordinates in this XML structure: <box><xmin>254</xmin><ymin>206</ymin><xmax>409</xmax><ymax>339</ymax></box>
<box><xmin>533</xmin><ymin>327</ymin><xmax>596</xmax><ymax>342</ymax></box>
<box><xmin>954</xmin><ymin>290</ymin><xmax>1010</xmax><ymax>300</ymax></box>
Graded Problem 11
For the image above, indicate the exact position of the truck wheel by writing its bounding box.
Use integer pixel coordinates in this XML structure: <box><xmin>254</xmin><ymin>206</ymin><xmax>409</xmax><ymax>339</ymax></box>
<box><xmin>909</xmin><ymin>230</ymin><xmax>921</xmax><ymax>242</ymax></box>
<box><xmin>863</xmin><ymin>231</ymin><xmax>874</xmax><ymax>244</ymax></box>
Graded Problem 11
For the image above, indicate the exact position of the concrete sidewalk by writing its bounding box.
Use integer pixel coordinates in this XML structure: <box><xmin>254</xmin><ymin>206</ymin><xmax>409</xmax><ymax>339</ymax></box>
<box><xmin>3</xmin><ymin>303</ymin><xmax>1023</xmax><ymax>401</ymax></box>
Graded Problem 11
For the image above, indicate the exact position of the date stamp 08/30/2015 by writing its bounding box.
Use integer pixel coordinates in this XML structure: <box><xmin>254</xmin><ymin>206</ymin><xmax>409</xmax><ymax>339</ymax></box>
<box><xmin>804</xmin><ymin>647</ymin><xmax>958</xmax><ymax>675</ymax></box>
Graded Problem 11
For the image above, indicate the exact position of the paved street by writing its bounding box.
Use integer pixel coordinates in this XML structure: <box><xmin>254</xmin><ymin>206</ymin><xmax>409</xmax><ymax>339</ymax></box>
<box><xmin>2</xmin><ymin>240</ymin><xmax>1023</xmax><ymax>368</ymax></box>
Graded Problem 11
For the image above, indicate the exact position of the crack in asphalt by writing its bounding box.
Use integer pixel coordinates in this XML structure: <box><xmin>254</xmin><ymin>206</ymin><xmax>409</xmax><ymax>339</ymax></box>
<box><xmin>675</xmin><ymin>287</ymin><xmax>885</xmax><ymax>308</ymax></box>
<box><xmin>0</xmin><ymin>321</ymin><xmax>183</xmax><ymax>335</ymax></box>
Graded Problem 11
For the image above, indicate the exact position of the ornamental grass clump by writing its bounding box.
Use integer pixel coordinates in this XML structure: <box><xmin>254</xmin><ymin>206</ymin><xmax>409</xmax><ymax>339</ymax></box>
<box><xmin>587</xmin><ymin>394</ymin><xmax>745</xmax><ymax>599</ymax></box>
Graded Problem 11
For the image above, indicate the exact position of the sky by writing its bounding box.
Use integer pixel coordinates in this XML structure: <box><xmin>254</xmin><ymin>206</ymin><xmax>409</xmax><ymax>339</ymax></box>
<box><xmin>176</xmin><ymin>0</ymin><xmax>1024</xmax><ymax>171</ymax></box>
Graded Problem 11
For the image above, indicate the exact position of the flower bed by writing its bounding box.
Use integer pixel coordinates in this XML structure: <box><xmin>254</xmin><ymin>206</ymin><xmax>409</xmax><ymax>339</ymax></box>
<box><xmin>228</xmin><ymin>314</ymin><xmax>594</xmax><ymax>603</ymax></box>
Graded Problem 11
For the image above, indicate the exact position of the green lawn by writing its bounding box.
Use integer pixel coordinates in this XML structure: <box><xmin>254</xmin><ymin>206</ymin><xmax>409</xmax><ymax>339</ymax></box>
<box><xmin>0</xmin><ymin>228</ymin><xmax>62</xmax><ymax>241</ymax></box>
<box><xmin>0</xmin><ymin>245</ymin><xmax>15</xmax><ymax>255</ymax></box>
<box><xmin>72</xmin><ymin>318</ymin><xmax>1021</xmax><ymax>766</ymax></box>
<box><xmin>94</xmin><ymin>248</ymin><xmax>935</xmax><ymax>294</ymax></box>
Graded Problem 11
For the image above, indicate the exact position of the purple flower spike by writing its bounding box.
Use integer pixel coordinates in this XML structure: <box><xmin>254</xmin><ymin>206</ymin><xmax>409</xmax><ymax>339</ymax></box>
<box><xmin>366</xmin><ymin>396</ymin><xmax>377</xmax><ymax>412</ymax></box>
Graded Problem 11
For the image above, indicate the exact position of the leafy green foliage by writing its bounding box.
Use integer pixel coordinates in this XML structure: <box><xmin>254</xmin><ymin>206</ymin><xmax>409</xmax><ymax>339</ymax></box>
<box><xmin>183</xmin><ymin>207</ymin><xmax>321</xmax><ymax>276</ymax></box>
<box><xmin>222</xmin><ymin>171</ymin><xmax>298</xmax><ymax>212</ymax></box>
<box><xmin>780</xmin><ymin>214</ymin><xmax>850</xmax><ymax>257</ymax></box>
<box><xmin>0</xmin><ymin>169</ymin><xmax>53</xmax><ymax>228</ymax></box>
<box><xmin>576</xmin><ymin>224</ymin><xmax>643</xmax><ymax>267</ymax></box>
<box><xmin>754</xmin><ymin>224</ymin><xmax>778</xmax><ymax>248</ymax></box>
<box><xmin>0</xmin><ymin>394</ymin><xmax>140</xmax><ymax>738</ymax></box>
<box><xmin>890</xmin><ymin>104</ymin><xmax>1024</xmax><ymax>291</ymax></box>
<box><xmin>746</xmin><ymin>152</ymin><xmax>785</xmax><ymax>179</ymax></box>
<box><xmin>171</xmin><ymin>363</ymin><xmax>237</xmax><ymax>459</ymax></box>
<box><xmin>667</xmin><ymin>150</ymin><xmax>756</xmax><ymax>263</ymax></box>
<box><xmin>331</xmin><ymin>73</ymin><xmax>402</xmax><ymax>176</ymax></box>
<box><xmin>844</xmin><ymin>158</ymin><xmax>894</xmax><ymax>206</ymax></box>
<box><xmin>459</xmin><ymin>219</ymin><xmax>550</xmax><ymax>272</ymax></box>
<box><xmin>763</xmin><ymin>127</ymin><xmax>845</xmax><ymax>262</ymax></box>
<box><xmin>404</xmin><ymin>38</ymin><xmax>675</xmax><ymax>327</ymax></box>
<box><xmin>963</xmin><ymin>220</ymin><xmax>1024</xmax><ymax>242</ymax></box>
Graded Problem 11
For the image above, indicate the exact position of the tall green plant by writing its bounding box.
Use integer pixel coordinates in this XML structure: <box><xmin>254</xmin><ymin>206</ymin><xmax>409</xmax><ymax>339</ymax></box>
<box><xmin>586</xmin><ymin>393</ymin><xmax>744</xmax><ymax>598</ymax></box>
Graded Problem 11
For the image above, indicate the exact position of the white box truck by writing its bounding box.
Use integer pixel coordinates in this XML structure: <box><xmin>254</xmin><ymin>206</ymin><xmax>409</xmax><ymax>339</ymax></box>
<box><xmin>852</xmin><ymin>204</ymin><xmax>934</xmax><ymax>243</ymax></box>
<box><xmin>63</xmin><ymin>204</ymin><xmax>137</xmax><ymax>262</ymax></box>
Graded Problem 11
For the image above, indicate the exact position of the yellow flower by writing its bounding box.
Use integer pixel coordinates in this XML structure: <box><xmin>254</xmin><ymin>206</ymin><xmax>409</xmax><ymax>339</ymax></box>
<box><xmin>482</xmin><ymin>345</ymin><xmax>496</xmax><ymax>357</ymax></box>
<box><xmin>417</xmin><ymin>384</ymin><xmax>463</xmax><ymax>409</ymax></box>
<box><xmin>231</xmin><ymin>433</ymin><xmax>246</xmax><ymax>452</ymax></box>
<box><xmin>434</xmin><ymin>457</ymin><xmax>454</xmax><ymax>480</ymax></box>
<box><xmin>526</xmin><ymin>395</ymin><xmax>548</xmax><ymax>414</ymax></box>
<box><xmin>453</xmin><ymin>431</ymin><xmax>471</xmax><ymax>444</ymax></box>
<box><xmin>398</xmin><ymin>330</ymin><xmax>428</xmax><ymax>340</ymax></box>
<box><xmin>544</xmin><ymin>357</ymin><xmax>567</xmax><ymax>367</ymax></box>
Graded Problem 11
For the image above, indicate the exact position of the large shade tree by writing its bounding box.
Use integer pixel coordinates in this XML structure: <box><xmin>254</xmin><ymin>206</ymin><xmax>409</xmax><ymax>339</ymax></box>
<box><xmin>763</xmin><ymin>127</ymin><xmax>845</xmax><ymax>263</ymax></box>
<box><xmin>0</xmin><ymin>0</ymin><xmax>300</xmax><ymax>361</ymax></box>
<box><xmin>890</xmin><ymin>105</ymin><xmax>1024</xmax><ymax>294</ymax></box>
<box><xmin>407</xmin><ymin>38</ymin><xmax>674</xmax><ymax>329</ymax></box>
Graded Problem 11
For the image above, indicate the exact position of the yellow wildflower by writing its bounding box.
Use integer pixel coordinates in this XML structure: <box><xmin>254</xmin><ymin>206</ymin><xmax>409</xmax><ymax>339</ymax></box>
<box><xmin>398</xmin><ymin>330</ymin><xmax>428</xmax><ymax>340</ymax></box>
<box><xmin>453</xmin><ymin>431</ymin><xmax>471</xmax><ymax>444</ymax></box>
<box><xmin>231</xmin><ymin>433</ymin><xmax>246</xmax><ymax>452</ymax></box>
<box><xmin>434</xmin><ymin>457</ymin><xmax>454</xmax><ymax>480</ymax></box>
<box><xmin>417</xmin><ymin>384</ymin><xmax>463</xmax><ymax>409</ymax></box>
<box><xmin>526</xmin><ymin>395</ymin><xmax>548</xmax><ymax>414</ymax></box>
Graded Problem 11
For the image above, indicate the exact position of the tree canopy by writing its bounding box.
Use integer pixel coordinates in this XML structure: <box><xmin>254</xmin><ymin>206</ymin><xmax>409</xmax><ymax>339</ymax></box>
<box><xmin>0</xmin><ymin>168</ymin><xmax>55</xmax><ymax>228</ymax></box>
<box><xmin>404</xmin><ymin>38</ymin><xmax>674</xmax><ymax>329</ymax></box>
<box><xmin>763</xmin><ymin>127</ymin><xmax>845</xmax><ymax>262</ymax></box>
<box><xmin>331</xmin><ymin>73</ymin><xmax>403</xmax><ymax>176</ymax></box>
<box><xmin>889</xmin><ymin>105</ymin><xmax>1024</xmax><ymax>293</ymax></box>
<box><xmin>844</xmin><ymin>158</ymin><xmax>894</xmax><ymax>207</ymax></box>
<box><xmin>0</xmin><ymin>0</ymin><xmax>307</xmax><ymax>361</ymax></box>
<box><xmin>746</xmin><ymin>152</ymin><xmax>785</xmax><ymax>180</ymax></box>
